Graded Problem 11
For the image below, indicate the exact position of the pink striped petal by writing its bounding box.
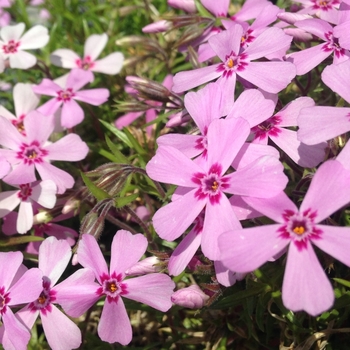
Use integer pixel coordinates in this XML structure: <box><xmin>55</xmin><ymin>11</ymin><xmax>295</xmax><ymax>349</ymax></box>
<box><xmin>294</xmin><ymin>18</ymin><xmax>333</xmax><ymax>41</ymax></box>
<box><xmin>157</xmin><ymin>134</ymin><xmax>202</xmax><ymax>158</ymax></box>
<box><xmin>77</xmin><ymin>234</ymin><xmax>109</xmax><ymax>284</ymax></box>
<box><xmin>153</xmin><ymin>189</ymin><xmax>205</xmax><ymax>241</ymax></box>
<box><xmin>300</xmin><ymin>159</ymin><xmax>350</xmax><ymax>222</ymax></box>
<box><xmin>110</xmin><ymin>231</ymin><xmax>147</xmax><ymax>276</ymax></box>
<box><xmin>98</xmin><ymin>299</ymin><xmax>132</xmax><ymax>345</ymax></box>
<box><xmin>230</xmin><ymin>195</ymin><xmax>263</xmax><ymax>220</ymax></box>
<box><xmin>38</xmin><ymin>237</ymin><xmax>71</xmax><ymax>285</ymax></box>
<box><xmin>282</xmin><ymin>242</ymin><xmax>334</xmax><ymax>316</ymax></box>
<box><xmin>125</xmin><ymin>274</ymin><xmax>175</xmax><ymax>311</ymax></box>
<box><xmin>219</xmin><ymin>225</ymin><xmax>288</xmax><ymax>273</ymax></box>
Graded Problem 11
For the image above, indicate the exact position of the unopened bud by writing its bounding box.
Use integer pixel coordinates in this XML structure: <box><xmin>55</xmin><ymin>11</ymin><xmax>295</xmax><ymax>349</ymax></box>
<box><xmin>125</xmin><ymin>257</ymin><xmax>161</xmax><ymax>276</ymax></box>
<box><xmin>142</xmin><ymin>20</ymin><xmax>172</xmax><ymax>33</ymax></box>
<box><xmin>171</xmin><ymin>285</ymin><xmax>209</xmax><ymax>309</ymax></box>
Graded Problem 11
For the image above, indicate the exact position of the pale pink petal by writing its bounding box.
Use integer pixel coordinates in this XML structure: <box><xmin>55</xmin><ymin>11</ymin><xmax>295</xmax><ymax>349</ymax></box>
<box><xmin>334</xmin><ymin>21</ymin><xmax>350</xmax><ymax>50</ymax></box>
<box><xmin>60</xmin><ymin>99</ymin><xmax>84</xmax><ymax>128</ymax></box>
<box><xmin>294</xmin><ymin>18</ymin><xmax>333</xmax><ymax>41</ymax></box>
<box><xmin>208</xmin><ymin>24</ymin><xmax>243</xmax><ymax>62</ymax></box>
<box><xmin>33</xmin><ymin>79</ymin><xmax>62</xmax><ymax>97</ymax></box>
<box><xmin>8</xmin><ymin>267</ymin><xmax>42</xmax><ymax>304</ymax></box>
<box><xmin>270</xmin><ymin>128</ymin><xmax>325</xmax><ymax>168</ymax></box>
<box><xmin>50</xmin><ymin>48</ymin><xmax>80</xmax><ymax>68</ymax></box>
<box><xmin>298</xmin><ymin>106</ymin><xmax>350</xmax><ymax>145</ymax></box>
<box><xmin>229</xmin><ymin>195</ymin><xmax>263</xmax><ymax>220</ymax></box>
<box><xmin>38</xmin><ymin>237</ymin><xmax>71</xmax><ymax>285</ymax></box>
<box><xmin>35</xmin><ymin>162</ymin><xmax>74</xmax><ymax>194</ymax></box>
<box><xmin>184</xmin><ymin>82</ymin><xmax>224</xmax><ymax>132</ymax></box>
<box><xmin>227</xmin><ymin>89</ymin><xmax>275</xmax><ymax>127</ymax></box>
<box><xmin>168</xmin><ymin>227</ymin><xmax>202</xmax><ymax>276</ymax></box>
<box><xmin>0</xmin><ymin>106</ymin><xmax>16</xmax><ymax>121</ymax></box>
<box><xmin>16</xmin><ymin>305</ymin><xmax>39</xmax><ymax>331</ymax></box>
<box><xmin>201</xmin><ymin>194</ymin><xmax>241</xmax><ymax>260</ymax></box>
<box><xmin>244</xmin><ymin>27</ymin><xmax>292</xmax><ymax>60</ymax></box>
<box><xmin>125</xmin><ymin>274</ymin><xmax>175</xmax><ymax>311</ymax></box>
<box><xmin>115</xmin><ymin>111</ymin><xmax>143</xmax><ymax>129</ymax></box>
<box><xmin>337</xmin><ymin>140</ymin><xmax>350</xmax><ymax>169</ymax></box>
<box><xmin>65</xmin><ymin>68</ymin><xmax>94</xmax><ymax>91</ymax></box>
<box><xmin>300</xmin><ymin>159</ymin><xmax>350</xmax><ymax>222</ymax></box>
<box><xmin>232</xmin><ymin>143</ymin><xmax>279</xmax><ymax>170</ymax></box>
<box><xmin>201</xmin><ymin>0</ymin><xmax>229</xmax><ymax>16</ymax></box>
<box><xmin>277</xmin><ymin>96</ymin><xmax>315</xmax><ymax>127</ymax></box>
<box><xmin>24</xmin><ymin>111</ymin><xmax>55</xmax><ymax>144</ymax></box>
<box><xmin>2</xmin><ymin>308</ymin><xmax>30</xmax><ymax>350</ymax></box>
<box><xmin>41</xmin><ymin>304</ymin><xmax>82</xmax><ymax>350</ymax></box>
<box><xmin>0</xmin><ymin>115</ymin><xmax>24</xmax><ymax>149</ymax></box>
<box><xmin>74</xmin><ymin>88</ymin><xmax>109</xmax><ymax>105</ymax></box>
<box><xmin>322</xmin><ymin>60</ymin><xmax>350</xmax><ymax>103</ymax></box>
<box><xmin>37</xmin><ymin>98</ymin><xmax>62</xmax><ymax>116</ymax></box>
<box><xmin>0</xmin><ymin>191</ymin><xmax>20</xmax><ymax>218</ymax></box>
<box><xmin>0</xmin><ymin>251</ymin><xmax>22</xmax><ymax>290</ymax></box>
<box><xmin>214</xmin><ymin>260</ymin><xmax>244</xmax><ymax>287</ymax></box>
<box><xmin>84</xmin><ymin>33</ymin><xmax>107</xmax><ymax>61</ymax></box>
<box><xmin>206</xmin><ymin>117</ymin><xmax>250</xmax><ymax>173</ymax></box>
<box><xmin>3</xmin><ymin>162</ymin><xmax>36</xmax><ymax>185</ymax></box>
<box><xmin>77</xmin><ymin>234</ymin><xmax>109</xmax><ymax>284</ymax></box>
<box><xmin>216</xmin><ymin>74</ymin><xmax>237</xmax><ymax>115</ymax></box>
<box><xmin>287</xmin><ymin>44</ymin><xmax>331</xmax><ymax>75</ymax></box>
<box><xmin>31</xmin><ymin>180</ymin><xmax>57</xmax><ymax>208</ymax></box>
<box><xmin>157</xmin><ymin>134</ymin><xmax>202</xmax><ymax>158</ymax></box>
<box><xmin>0</xmin><ymin>156</ymin><xmax>10</xmax><ymax>179</ymax></box>
<box><xmin>19</xmin><ymin>25</ymin><xmax>49</xmax><ymax>50</ymax></box>
<box><xmin>110</xmin><ymin>231</ymin><xmax>147</xmax><ymax>276</ymax></box>
<box><xmin>219</xmin><ymin>225</ymin><xmax>288</xmax><ymax>273</ymax></box>
<box><xmin>9</xmin><ymin>51</ymin><xmax>37</xmax><ymax>69</ymax></box>
<box><xmin>198</xmin><ymin>42</ymin><xmax>216</xmax><ymax>62</ymax></box>
<box><xmin>45</xmin><ymin>133</ymin><xmax>89</xmax><ymax>161</ymax></box>
<box><xmin>14</xmin><ymin>83</ymin><xmax>40</xmax><ymax>117</ymax></box>
<box><xmin>282</xmin><ymin>242</ymin><xmax>334</xmax><ymax>316</ymax></box>
<box><xmin>226</xmin><ymin>156</ymin><xmax>288</xmax><ymax>197</ymax></box>
<box><xmin>152</xmin><ymin>189</ymin><xmax>205</xmax><ymax>241</ymax></box>
<box><xmin>1</xmin><ymin>23</ymin><xmax>25</xmax><ymax>42</ymax></box>
<box><xmin>243</xmin><ymin>192</ymin><xmax>297</xmax><ymax>223</ymax></box>
<box><xmin>17</xmin><ymin>200</ymin><xmax>33</xmax><ymax>234</ymax></box>
<box><xmin>237</xmin><ymin>61</ymin><xmax>296</xmax><ymax>93</ymax></box>
<box><xmin>54</xmin><ymin>268</ymin><xmax>99</xmax><ymax>317</ymax></box>
<box><xmin>172</xmin><ymin>64</ymin><xmax>221</xmax><ymax>93</ymax></box>
<box><xmin>168</xmin><ymin>0</ymin><xmax>196</xmax><ymax>12</ymax></box>
<box><xmin>98</xmin><ymin>299</ymin><xmax>132</xmax><ymax>345</ymax></box>
<box><xmin>146</xmin><ymin>145</ymin><xmax>202</xmax><ymax>187</ymax></box>
<box><xmin>92</xmin><ymin>52</ymin><xmax>124</xmax><ymax>75</ymax></box>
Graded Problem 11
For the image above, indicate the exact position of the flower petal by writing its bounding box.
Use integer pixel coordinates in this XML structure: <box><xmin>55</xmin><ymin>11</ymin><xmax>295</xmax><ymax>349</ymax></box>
<box><xmin>92</xmin><ymin>52</ymin><xmax>124</xmax><ymax>75</ymax></box>
<box><xmin>13</xmin><ymin>83</ymin><xmax>40</xmax><ymax>117</ymax></box>
<box><xmin>9</xmin><ymin>51</ymin><xmax>37</xmax><ymax>69</ymax></box>
<box><xmin>84</xmin><ymin>33</ymin><xmax>107</xmax><ymax>61</ymax></box>
<box><xmin>17</xmin><ymin>200</ymin><xmax>33</xmax><ymax>234</ymax></box>
<box><xmin>19</xmin><ymin>25</ymin><xmax>49</xmax><ymax>50</ymax></box>
<box><xmin>74</xmin><ymin>88</ymin><xmax>109</xmax><ymax>105</ymax></box>
<box><xmin>0</xmin><ymin>251</ymin><xmax>23</xmax><ymax>290</ymax></box>
<box><xmin>50</xmin><ymin>49</ymin><xmax>80</xmax><ymax>69</ymax></box>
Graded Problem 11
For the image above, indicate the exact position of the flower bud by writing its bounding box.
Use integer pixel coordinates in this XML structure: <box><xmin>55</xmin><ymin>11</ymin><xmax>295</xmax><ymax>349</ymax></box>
<box><xmin>125</xmin><ymin>256</ymin><xmax>161</xmax><ymax>276</ymax></box>
<box><xmin>171</xmin><ymin>285</ymin><xmax>209</xmax><ymax>309</ymax></box>
<box><xmin>142</xmin><ymin>20</ymin><xmax>172</xmax><ymax>33</ymax></box>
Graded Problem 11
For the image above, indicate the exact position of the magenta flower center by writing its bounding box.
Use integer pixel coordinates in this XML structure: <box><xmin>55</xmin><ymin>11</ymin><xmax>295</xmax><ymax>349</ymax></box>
<box><xmin>192</xmin><ymin>163</ymin><xmax>229</xmax><ymax>205</ymax></box>
<box><xmin>17</xmin><ymin>141</ymin><xmax>48</xmax><ymax>165</ymax></box>
<box><xmin>217</xmin><ymin>51</ymin><xmax>248</xmax><ymax>78</ymax></box>
<box><xmin>312</xmin><ymin>0</ymin><xmax>339</xmax><ymax>10</ymax></box>
<box><xmin>0</xmin><ymin>286</ymin><xmax>10</xmax><ymax>315</ymax></box>
<box><xmin>278</xmin><ymin>208</ymin><xmax>322</xmax><ymax>251</ymax></box>
<box><xmin>252</xmin><ymin>116</ymin><xmax>282</xmax><ymax>140</ymax></box>
<box><xmin>11</xmin><ymin>114</ymin><xmax>26</xmax><ymax>135</ymax></box>
<box><xmin>17</xmin><ymin>183</ymin><xmax>33</xmax><ymax>201</ymax></box>
<box><xmin>323</xmin><ymin>32</ymin><xmax>345</xmax><ymax>58</ymax></box>
<box><xmin>76</xmin><ymin>56</ymin><xmax>95</xmax><ymax>70</ymax></box>
<box><xmin>57</xmin><ymin>88</ymin><xmax>75</xmax><ymax>102</ymax></box>
<box><xmin>29</xmin><ymin>277</ymin><xmax>56</xmax><ymax>315</ymax></box>
<box><xmin>98</xmin><ymin>272</ymin><xmax>128</xmax><ymax>303</ymax></box>
<box><xmin>2</xmin><ymin>40</ymin><xmax>20</xmax><ymax>54</ymax></box>
<box><xmin>240</xmin><ymin>29</ymin><xmax>255</xmax><ymax>49</ymax></box>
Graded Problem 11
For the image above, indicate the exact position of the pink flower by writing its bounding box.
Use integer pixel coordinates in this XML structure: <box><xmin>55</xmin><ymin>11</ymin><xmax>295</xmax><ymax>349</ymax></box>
<box><xmin>0</xmin><ymin>180</ymin><xmax>56</xmax><ymax>234</ymax></box>
<box><xmin>168</xmin><ymin>0</ymin><xmax>196</xmax><ymax>13</ymax></box>
<box><xmin>50</xmin><ymin>33</ymin><xmax>124</xmax><ymax>75</ymax></box>
<box><xmin>0</xmin><ymin>23</ymin><xmax>49</xmax><ymax>69</ymax></box>
<box><xmin>33</xmin><ymin>68</ymin><xmax>109</xmax><ymax>128</ymax></box>
<box><xmin>16</xmin><ymin>237</ymin><xmax>94</xmax><ymax>350</ymax></box>
<box><xmin>171</xmin><ymin>285</ymin><xmax>209</xmax><ymax>309</ymax></box>
<box><xmin>0</xmin><ymin>111</ymin><xmax>89</xmax><ymax>193</ymax></box>
<box><xmin>0</xmin><ymin>252</ymin><xmax>42</xmax><ymax>350</ymax></box>
<box><xmin>219</xmin><ymin>159</ymin><xmax>350</xmax><ymax>316</ymax></box>
<box><xmin>76</xmin><ymin>231</ymin><xmax>175</xmax><ymax>345</ymax></box>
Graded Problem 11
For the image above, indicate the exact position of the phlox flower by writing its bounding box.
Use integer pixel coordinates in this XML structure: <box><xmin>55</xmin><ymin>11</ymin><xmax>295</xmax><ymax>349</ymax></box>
<box><xmin>0</xmin><ymin>22</ymin><xmax>49</xmax><ymax>70</ymax></box>
<box><xmin>219</xmin><ymin>159</ymin><xmax>350</xmax><ymax>316</ymax></box>
<box><xmin>171</xmin><ymin>285</ymin><xmax>209</xmax><ymax>309</ymax></box>
<box><xmin>0</xmin><ymin>111</ymin><xmax>89</xmax><ymax>193</ymax></box>
<box><xmin>173</xmin><ymin>24</ymin><xmax>295</xmax><ymax>115</ymax></box>
<box><xmin>75</xmin><ymin>231</ymin><xmax>175</xmax><ymax>345</ymax></box>
<box><xmin>33</xmin><ymin>68</ymin><xmax>110</xmax><ymax>128</ymax></box>
<box><xmin>147</xmin><ymin>117</ymin><xmax>288</xmax><ymax>260</ymax></box>
<box><xmin>16</xmin><ymin>237</ymin><xmax>95</xmax><ymax>350</ymax></box>
<box><xmin>0</xmin><ymin>82</ymin><xmax>39</xmax><ymax>135</ymax></box>
<box><xmin>50</xmin><ymin>33</ymin><xmax>124</xmax><ymax>75</ymax></box>
<box><xmin>0</xmin><ymin>252</ymin><xmax>42</xmax><ymax>350</ymax></box>
<box><xmin>0</xmin><ymin>180</ymin><xmax>56</xmax><ymax>234</ymax></box>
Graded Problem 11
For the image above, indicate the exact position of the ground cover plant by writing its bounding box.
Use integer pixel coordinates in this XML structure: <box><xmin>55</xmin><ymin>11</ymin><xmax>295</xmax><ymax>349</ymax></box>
<box><xmin>1</xmin><ymin>0</ymin><xmax>350</xmax><ymax>349</ymax></box>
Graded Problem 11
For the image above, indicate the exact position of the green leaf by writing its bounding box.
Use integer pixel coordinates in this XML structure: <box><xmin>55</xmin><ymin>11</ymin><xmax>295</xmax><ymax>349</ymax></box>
<box><xmin>334</xmin><ymin>277</ymin><xmax>350</xmax><ymax>289</ymax></box>
<box><xmin>123</xmin><ymin>127</ymin><xmax>147</xmax><ymax>156</ymax></box>
<box><xmin>81</xmin><ymin>171</ymin><xmax>111</xmax><ymax>201</ymax></box>
<box><xmin>0</xmin><ymin>235</ymin><xmax>44</xmax><ymax>247</ymax></box>
<box><xmin>105</xmin><ymin>135</ymin><xmax>130</xmax><ymax>164</ymax></box>
<box><xmin>115</xmin><ymin>193</ymin><xmax>139</xmax><ymax>208</ymax></box>
<box><xmin>99</xmin><ymin>120</ymin><xmax>133</xmax><ymax>148</ymax></box>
